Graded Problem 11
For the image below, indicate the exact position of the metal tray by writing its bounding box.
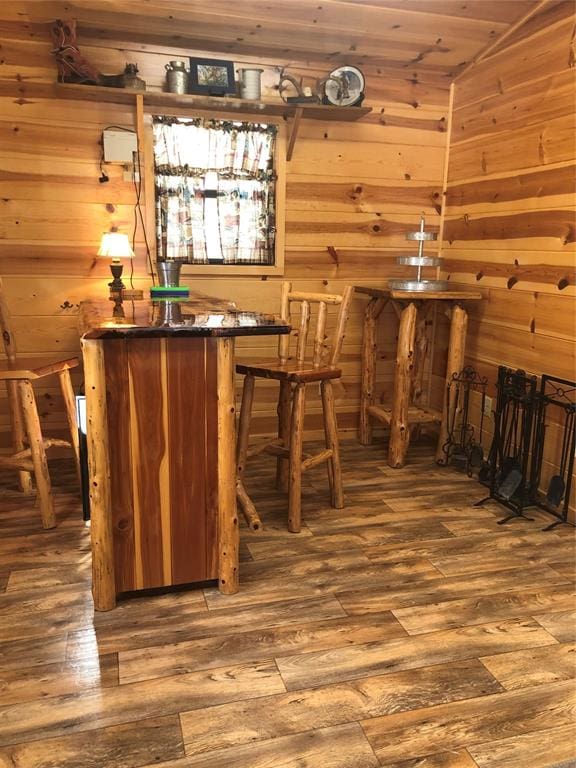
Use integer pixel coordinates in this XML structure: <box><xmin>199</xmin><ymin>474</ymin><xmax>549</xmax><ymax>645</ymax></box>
<box><xmin>388</xmin><ymin>279</ymin><xmax>450</xmax><ymax>292</ymax></box>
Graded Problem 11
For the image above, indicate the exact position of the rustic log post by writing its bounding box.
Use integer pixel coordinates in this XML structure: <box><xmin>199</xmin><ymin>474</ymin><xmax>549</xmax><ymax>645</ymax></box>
<box><xmin>217</xmin><ymin>337</ymin><xmax>239</xmax><ymax>594</ymax></box>
<box><xmin>19</xmin><ymin>380</ymin><xmax>55</xmax><ymax>529</ymax></box>
<box><xmin>321</xmin><ymin>379</ymin><xmax>344</xmax><ymax>508</ymax></box>
<box><xmin>236</xmin><ymin>374</ymin><xmax>254</xmax><ymax>480</ymax></box>
<box><xmin>6</xmin><ymin>380</ymin><xmax>33</xmax><ymax>494</ymax></box>
<box><xmin>82</xmin><ymin>338</ymin><xmax>116</xmax><ymax>611</ymax></box>
<box><xmin>359</xmin><ymin>299</ymin><xmax>376</xmax><ymax>446</ymax></box>
<box><xmin>388</xmin><ymin>301</ymin><xmax>418</xmax><ymax>468</ymax></box>
<box><xmin>276</xmin><ymin>380</ymin><xmax>292</xmax><ymax>492</ymax></box>
<box><xmin>58</xmin><ymin>369</ymin><xmax>81</xmax><ymax>483</ymax></box>
<box><xmin>288</xmin><ymin>383</ymin><xmax>306</xmax><ymax>533</ymax></box>
<box><xmin>435</xmin><ymin>302</ymin><xmax>468</xmax><ymax>463</ymax></box>
<box><xmin>235</xmin><ymin>373</ymin><xmax>262</xmax><ymax>530</ymax></box>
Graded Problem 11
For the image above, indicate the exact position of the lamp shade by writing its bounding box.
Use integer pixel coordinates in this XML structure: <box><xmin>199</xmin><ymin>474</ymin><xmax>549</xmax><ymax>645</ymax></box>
<box><xmin>97</xmin><ymin>231</ymin><xmax>134</xmax><ymax>259</ymax></box>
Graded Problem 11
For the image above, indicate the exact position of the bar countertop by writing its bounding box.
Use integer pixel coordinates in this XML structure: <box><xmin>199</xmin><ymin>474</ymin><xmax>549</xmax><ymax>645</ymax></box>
<box><xmin>79</xmin><ymin>294</ymin><xmax>291</xmax><ymax>339</ymax></box>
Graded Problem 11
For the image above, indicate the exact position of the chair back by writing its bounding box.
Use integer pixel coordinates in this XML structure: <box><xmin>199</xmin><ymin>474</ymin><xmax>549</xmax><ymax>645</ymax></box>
<box><xmin>278</xmin><ymin>282</ymin><xmax>353</xmax><ymax>368</ymax></box>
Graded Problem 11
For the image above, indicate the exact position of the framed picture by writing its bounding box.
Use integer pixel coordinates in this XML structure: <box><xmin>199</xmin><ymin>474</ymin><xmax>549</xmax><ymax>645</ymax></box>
<box><xmin>188</xmin><ymin>57</ymin><xmax>236</xmax><ymax>96</ymax></box>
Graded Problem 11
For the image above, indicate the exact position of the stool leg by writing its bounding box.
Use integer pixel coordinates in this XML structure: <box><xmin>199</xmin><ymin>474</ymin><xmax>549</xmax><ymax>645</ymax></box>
<box><xmin>6</xmin><ymin>379</ymin><xmax>33</xmax><ymax>494</ymax></box>
<box><xmin>276</xmin><ymin>380</ymin><xmax>292</xmax><ymax>492</ymax></box>
<box><xmin>322</xmin><ymin>379</ymin><xmax>344</xmax><ymax>508</ymax></box>
<box><xmin>19</xmin><ymin>380</ymin><xmax>55</xmax><ymax>529</ymax></box>
<box><xmin>235</xmin><ymin>374</ymin><xmax>262</xmax><ymax>530</ymax></box>
<box><xmin>288</xmin><ymin>383</ymin><xmax>306</xmax><ymax>533</ymax></box>
<box><xmin>58</xmin><ymin>369</ymin><xmax>81</xmax><ymax>484</ymax></box>
<box><xmin>236</xmin><ymin>374</ymin><xmax>255</xmax><ymax>478</ymax></box>
<box><xmin>388</xmin><ymin>301</ymin><xmax>417</xmax><ymax>469</ymax></box>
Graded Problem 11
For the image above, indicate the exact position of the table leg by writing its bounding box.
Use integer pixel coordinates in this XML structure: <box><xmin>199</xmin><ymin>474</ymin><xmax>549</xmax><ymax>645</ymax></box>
<box><xmin>359</xmin><ymin>297</ymin><xmax>386</xmax><ymax>446</ymax></box>
<box><xmin>388</xmin><ymin>301</ymin><xmax>418</xmax><ymax>468</ymax></box>
<box><xmin>435</xmin><ymin>303</ymin><xmax>468</xmax><ymax>463</ymax></box>
<box><xmin>217</xmin><ymin>337</ymin><xmax>239</xmax><ymax>594</ymax></box>
<box><xmin>82</xmin><ymin>338</ymin><xmax>116</xmax><ymax>611</ymax></box>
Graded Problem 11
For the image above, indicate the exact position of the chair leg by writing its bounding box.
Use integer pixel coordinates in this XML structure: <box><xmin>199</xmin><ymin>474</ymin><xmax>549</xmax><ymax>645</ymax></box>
<box><xmin>19</xmin><ymin>380</ymin><xmax>56</xmax><ymax>529</ymax></box>
<box><xmin>58</xmin><ymin>369</ymin><xmax>81</xmax><ymax>484</ymax></box>
<box><xmin>321</xmin><ymin>379</ymin><xmax>344</xmax><ymax>509</ymax></box>
<box><xmin>6</xmin><ymin>379</ymin><xmax>33</xmax><ymax>494</ymax></box>
<box><xmin>235</xmin><ymin>374</ymin><xmax>262</xmax><ymax>530</ymax></box>
<box><xmin>236</xmin><ymin>374</ymin><xmax>255</xmax><ymax>478</ymax></box>
<box><xmin>276</xmin><ymin>380</ymin><xmax>292</xmax><ymax>492</ymax></box>
<box><xmin>288</xmin><ymin>383</ymin><xmax>306</xmax><ymax>533</ymax></box>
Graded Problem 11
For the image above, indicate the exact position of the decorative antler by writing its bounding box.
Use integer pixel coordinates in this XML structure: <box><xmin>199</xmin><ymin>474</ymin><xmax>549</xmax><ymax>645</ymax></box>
<box><xmin>278</xmin><ymin>68</ymin><xmax>305</xmax><ymax>102</ymax></box>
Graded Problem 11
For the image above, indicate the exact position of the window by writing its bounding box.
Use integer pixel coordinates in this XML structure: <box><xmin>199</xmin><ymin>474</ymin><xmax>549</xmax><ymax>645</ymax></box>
<box><xmin>152</xmin><ymin>116</ymin><xmax>281</xmax><ymax>271</ymax></box>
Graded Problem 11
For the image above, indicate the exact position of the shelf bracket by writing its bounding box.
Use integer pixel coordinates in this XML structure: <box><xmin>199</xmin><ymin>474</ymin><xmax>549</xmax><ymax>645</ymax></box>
<box><xmin>286</xmin><ymin>106</ymin><xmax>303</xmax><ymax>162</ymax></box>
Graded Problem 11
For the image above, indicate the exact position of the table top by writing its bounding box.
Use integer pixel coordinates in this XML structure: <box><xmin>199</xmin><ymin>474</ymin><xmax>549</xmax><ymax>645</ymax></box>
<box><xmin>79</xmin><ymin>295</ymin><xmax>291</xmax><ymax>340</ymax></box>
<box><xmin>354</xmin><ymin>286</ymin><xmax>483</xmax><ymax>301</ymax></box>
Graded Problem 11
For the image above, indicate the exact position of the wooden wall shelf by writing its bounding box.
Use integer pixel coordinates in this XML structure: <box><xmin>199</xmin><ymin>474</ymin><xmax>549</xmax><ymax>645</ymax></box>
<box><xmin>0</xmin><ymin>81</ymin><xmax>371</xmax><ymax>160</ymax></box>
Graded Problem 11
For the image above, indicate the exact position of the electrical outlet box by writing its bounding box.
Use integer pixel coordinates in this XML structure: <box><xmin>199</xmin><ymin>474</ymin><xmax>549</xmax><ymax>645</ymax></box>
<box><xmin>102</xmin><ymin>129</ymin><xmax>137</xmax><ymax>163</ymax></box>
<box><xmin>483</xmin><ymin>395</ymin><xmax>492</xmax><ymax>417</ymax></box>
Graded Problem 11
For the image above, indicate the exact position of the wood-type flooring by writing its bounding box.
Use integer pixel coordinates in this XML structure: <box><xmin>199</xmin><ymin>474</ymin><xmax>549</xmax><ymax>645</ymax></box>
<box><xmin>0</xmin><ymin>441</ymin><xmax>574</xmax><ymax>768</ymax></box>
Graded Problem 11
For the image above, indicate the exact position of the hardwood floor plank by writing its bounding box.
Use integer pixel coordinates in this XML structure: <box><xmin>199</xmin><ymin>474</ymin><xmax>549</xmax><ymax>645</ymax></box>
<box><xmin>0</xmin><ymin>661</ymin><xmax>285</xmax><ymax>747</ymax></box>
<box><xmin>0</xmin><ymin>714</ymin><xmax>184</xmax><ymax>768</ymax></box>
<box><xmin>0</xmin><ymin>635</ymin><xmax>67</xmax><ymax>671</ymax></box>
<box><xmin>534</xmin><ymin>610</ymin><xmax>576</xmax><ymax>642</ymax></box>
<box><xmin>480</xmin><ymin>643</ymin><xmax>576</xmax><ymax>690</ymax></box>
<box><xmin>146</xmin><ymin>723</ymin><xmax>379</xmax><ymax>768</ymax></box>
<box><xmin>67</xmin><ymin>596</ymin><xmax>346</xmax><ymax>659</ymax></box>
<box><xmin>275</xmin><ymin>618</ymin><xmax>556</xmax><ymax>691</ymax></box>
<box><xmin>392</xmin><ymin>584</ymin><xmax>576</xmax><ymax>635</ymax></box>
<box><xmin>0</xmin><ymin>653</ymin><xmax>118</xmax><ymax>707</ymax></box>
<box><xmin>203</xmin><ymin>553</ymin><xmax>441</xmax><ymax>610</ymax></box>
<box><xmin>338</xmin><ymin>565</ymin><xmax>569</xmax><ymax>615</ymax></box>
<box><xmin>430</xmin><ymin>542</ymin><xmax>575</xmax><ymax>577</ymax></box>
<box><xmin>550</xmin><ymin>560</ymin><xmax>575</xmax><ymax>580</ymax></box>
<box><xmin>118</xmin><ymin>611</ymin><xmax>406</xmax><ymax>685</ymax></box>
<box><xmin>365</xmin><ymin>530</ymin><xmax>569</xmax><ymax>565</ymax></box>
<box><xmin>247</xmin><ymin>522</ymin><xmax>454</xmax><ymax>560</ymax></box>
<box><xmin>361</xmin><ymin>679</ymin><xmax>575</xmax><ymax>764</ymax></box>
<box><xmin>469</xmin><ymin>723</ymin><xmax>576</xmax><ymax>767</ymax></box>
<box><xmin>5</xmin><ymin>562</ymin><xmax>92</xmax><ymax>591</ymax></box>
<box><xmin>180</xmin><ymin>660</ymin><xmax>500</xmax><ymax>757</ymax></box>
<box><xmin>304</xmin><ymin>506</ymin><xmax>496</xmax><ymax>535</ymax></box>
<box><xmin>384</xmin><ymin>751</ymin><xmax>479</xmax><ymax>768</ymax></box>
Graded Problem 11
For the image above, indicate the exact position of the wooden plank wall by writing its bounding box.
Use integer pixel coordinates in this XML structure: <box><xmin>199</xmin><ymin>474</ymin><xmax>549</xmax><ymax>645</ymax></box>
<box><xmin>0</xmin><ymin>19</ymin><xmax>450</xmax><ymax>447</ymax></box>
<box><xmin>440</xmin><ymin>1</ymin><xmax>576</xmax><ymax>508</ymax></box>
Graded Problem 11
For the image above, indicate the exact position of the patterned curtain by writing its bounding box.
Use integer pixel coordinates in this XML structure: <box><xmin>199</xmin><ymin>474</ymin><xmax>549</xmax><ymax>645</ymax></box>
<box><xmin>153</xmin><ymin>116</ymin><xmax>277</xmax><ymax>265</ymax></box>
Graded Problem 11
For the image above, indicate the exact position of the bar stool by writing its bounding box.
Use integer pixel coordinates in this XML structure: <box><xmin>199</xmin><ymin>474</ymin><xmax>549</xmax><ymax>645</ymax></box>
<box><xmin>236</xmin><ymin>282</ymin><xmax>353</xmax><ymax>533</ymax></box>
<box><xmin>0</xmin><ymin>278</ymin><xmax>81</xmax><ymax>529</ymax></box>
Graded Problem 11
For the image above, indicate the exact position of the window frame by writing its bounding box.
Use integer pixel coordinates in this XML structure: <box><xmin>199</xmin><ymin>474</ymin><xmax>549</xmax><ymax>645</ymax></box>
<box><xmin>143</xmin><ymin>107</ymin><xmax>286</xmax><ymax>277</ymax></box>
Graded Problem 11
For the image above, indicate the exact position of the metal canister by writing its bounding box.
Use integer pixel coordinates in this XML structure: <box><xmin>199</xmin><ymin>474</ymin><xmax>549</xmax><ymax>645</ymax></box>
<box><xmin>238</xmin><ymin>68</ymin><xmax>263</xmax><ymax>100</ymax></box>
<box><xmin>165</xmin><ymin>61</ymin><xmax>189</xmax><ymax>94</ymax></box>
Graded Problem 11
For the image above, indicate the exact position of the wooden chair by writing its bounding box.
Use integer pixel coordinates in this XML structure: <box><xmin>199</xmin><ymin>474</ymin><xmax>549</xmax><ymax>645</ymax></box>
<box><xmin>236</xmin><ymin>282</ymin><xmax>354</xmax><ymax>533</ymax></box>
<box><xmin>0</xmin><ymin>280</ymin><xmax>81</xmax><ymax>529</ymax></box>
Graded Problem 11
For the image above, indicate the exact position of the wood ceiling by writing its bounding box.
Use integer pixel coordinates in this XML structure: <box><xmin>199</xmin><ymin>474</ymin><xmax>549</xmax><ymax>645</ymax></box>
<box><xmin>1</xmin><ymin>1</ymin><xmax>549</xmax><ymax>78</ymax></box>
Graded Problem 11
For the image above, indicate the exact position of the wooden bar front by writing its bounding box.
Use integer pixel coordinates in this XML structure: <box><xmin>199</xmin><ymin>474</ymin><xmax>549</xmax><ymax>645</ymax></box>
<box><xmin>80</xmin><ymin>298</ymin><xmax>289</xmax><ymax>610</ymax></box>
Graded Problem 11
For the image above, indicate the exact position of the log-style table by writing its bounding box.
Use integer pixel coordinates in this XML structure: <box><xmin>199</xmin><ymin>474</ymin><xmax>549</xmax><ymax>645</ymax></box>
<box><xmin>355</xmin><ymin>287</ymin><xmax>482</xmax><ymax>469</ymax></box>
<box><xmin>79</xmin><ymin>296</ymin><xmax>289</xmax><ymax>611</ymax></box>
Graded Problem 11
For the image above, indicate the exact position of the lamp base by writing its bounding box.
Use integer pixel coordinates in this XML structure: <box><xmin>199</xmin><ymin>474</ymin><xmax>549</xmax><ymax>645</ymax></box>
<box><xmin>122</xmin><ymin>289</ymin><xmax>144</xmax><ymax>300</ymax></box>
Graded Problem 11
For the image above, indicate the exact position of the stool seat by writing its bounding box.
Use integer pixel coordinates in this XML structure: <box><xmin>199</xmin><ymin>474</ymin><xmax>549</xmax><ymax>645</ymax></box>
<box><xmin>236</xmin><ymin>361</ymin><xmax>342</xmax><ymax>384</ymax></box>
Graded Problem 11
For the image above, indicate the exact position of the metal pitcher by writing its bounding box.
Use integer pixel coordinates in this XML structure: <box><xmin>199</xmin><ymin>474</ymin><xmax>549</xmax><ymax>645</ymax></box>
<box><xmin>165</xmin><ymin>61</ymin><xmax>189</xmax><ymax>94</ymax></box>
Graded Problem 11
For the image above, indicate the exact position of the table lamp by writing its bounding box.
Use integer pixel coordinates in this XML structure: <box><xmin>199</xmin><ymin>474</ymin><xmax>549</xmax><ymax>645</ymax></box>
<box><xmin>98</xmin><ymin>228</ymin><xmax>134</xmax><ymax>295</ymax></box>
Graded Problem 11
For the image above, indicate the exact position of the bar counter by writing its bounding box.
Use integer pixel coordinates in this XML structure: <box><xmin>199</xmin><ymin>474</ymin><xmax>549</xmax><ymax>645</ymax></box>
<box><xmin>79</xmin><ymin>296</ymin><xmax>290</xmax><ymax>610</ymax></box>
